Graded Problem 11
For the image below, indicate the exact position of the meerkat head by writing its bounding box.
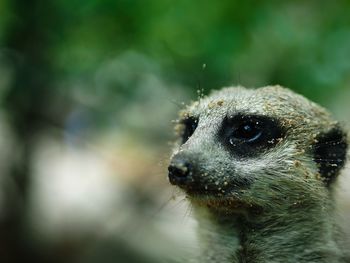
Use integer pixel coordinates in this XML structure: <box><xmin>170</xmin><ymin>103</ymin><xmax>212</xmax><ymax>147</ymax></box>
<box><xmin>168</xmin><ymin>86</ymin><xmax>348</xmax><ymax>214</ymax></box>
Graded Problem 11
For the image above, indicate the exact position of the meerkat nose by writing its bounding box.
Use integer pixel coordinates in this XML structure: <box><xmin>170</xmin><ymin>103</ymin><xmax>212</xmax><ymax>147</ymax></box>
<box><xmin>168</xmin><ymin>159</ymin><xmax>193</xmax><ymax>186</ymax></box>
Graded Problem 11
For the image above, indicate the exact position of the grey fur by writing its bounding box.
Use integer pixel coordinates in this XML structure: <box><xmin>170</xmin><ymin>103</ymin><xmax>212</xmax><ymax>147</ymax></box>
<box><xmin>169</xmin><ymin>85</ymin><xmax>349</xmax><ymax>263</ymax></box>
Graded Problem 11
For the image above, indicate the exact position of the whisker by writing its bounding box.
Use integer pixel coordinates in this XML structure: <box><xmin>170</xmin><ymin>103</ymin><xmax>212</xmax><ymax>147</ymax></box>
<box><xmin>148</xmin><ymin>189</ymin><xmax>178</xmax><ymax>218</ymax></box>
<box><xmin>167</xmin><ymin>98</ymin><xmax>184</xmax><ymax>109</ymax></box>
<box><xmin>181</xmin><ymin>199</ymin><xmax>193</xmax><ymax>224</ymax></box>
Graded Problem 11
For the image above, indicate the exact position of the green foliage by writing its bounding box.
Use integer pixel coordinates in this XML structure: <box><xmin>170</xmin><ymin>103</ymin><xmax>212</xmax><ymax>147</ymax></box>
<box><xmin>27</xmin><ymin>1</ymin><xmax>350</xmax><ymax>104</ymax></box>
<box><xmin>2</xmin><ymin>0</ymin><xmax>350</xmax><ymax>123</ymax></box>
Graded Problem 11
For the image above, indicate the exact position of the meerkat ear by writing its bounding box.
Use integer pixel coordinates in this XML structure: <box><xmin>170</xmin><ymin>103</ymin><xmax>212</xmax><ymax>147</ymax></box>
<box><xmin>313</xmin><ymin>125</ymin><xmax>348</xmax><ymax>186</ymax></box>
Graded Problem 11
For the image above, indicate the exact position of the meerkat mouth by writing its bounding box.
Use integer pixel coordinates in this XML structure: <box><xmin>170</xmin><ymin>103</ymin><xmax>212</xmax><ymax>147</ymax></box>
<box><xmin>187</xmin><ymin>193</ymin><xmax>258</xmax><ymax>214</ymax></box>
<box><xmin>179</xmin><ymin>175</ymin><xmax>252</xmax><ymax>198</ymax></box>
<box><xmin>184</xmin><ymin>184</ymin><xmax>248</xmax><ymax>196</ymax></box>
<box><xmin>185</xmin><ymin>186</ymin><xmax>248</xmax><ymax>203</ymax></box>
<box><xmin>180</xmin><ymin>180</ymin><xmax>263</xmax><ymax>214</ymax></box>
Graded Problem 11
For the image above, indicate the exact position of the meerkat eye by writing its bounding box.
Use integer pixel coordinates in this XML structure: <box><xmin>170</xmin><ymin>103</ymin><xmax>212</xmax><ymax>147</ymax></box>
<box><xmin>180</xmin><ymin>116</ymin><xmax>198</xmax><ymax>143</ymax></box>
<box><xmin>219</xmin><ymin>114</ymin><xmax>284</xmax><ymax>157</ymax></box>
<box><xmin>231</xmin><ymin>121</ymin><xmax>263</xmax><ymax>143</ymax></box>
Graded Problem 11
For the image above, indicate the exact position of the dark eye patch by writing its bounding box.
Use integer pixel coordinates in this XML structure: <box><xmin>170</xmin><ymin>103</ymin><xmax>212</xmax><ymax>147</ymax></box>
<box><xmin>180</xmin><ymin>116</ymin><xmax>198</xmax><ymax>144</ymax></box>
<box><xmin>218</xmin><ymin>114</ymin><xmax>285</xmax><ymax>157</ymax></box>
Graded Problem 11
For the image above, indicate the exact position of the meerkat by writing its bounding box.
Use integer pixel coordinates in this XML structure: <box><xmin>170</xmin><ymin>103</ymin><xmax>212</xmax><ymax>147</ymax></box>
<box><xmin>168</xmin><ymin>85</ymin><xmax>349</xmax><ymax>263</ymax></box>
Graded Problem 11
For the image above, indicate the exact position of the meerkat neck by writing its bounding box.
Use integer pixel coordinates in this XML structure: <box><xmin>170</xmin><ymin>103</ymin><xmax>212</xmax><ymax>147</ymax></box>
<box><xmin>194</xmin><ymin>201</ymin><xmax>342</xmax><ymax>263</ymax></box>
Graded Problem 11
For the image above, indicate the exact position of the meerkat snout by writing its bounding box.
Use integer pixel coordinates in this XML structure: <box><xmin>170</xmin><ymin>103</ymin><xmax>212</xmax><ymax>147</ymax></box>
<box><xmin>168</xmin><ymin>153</ymin><xmax>215</xmax><ymax>194</ymax></box>
<box><xmin>168</xmin><ymin>157</ymin><xmax>193</xmax><ymax>185</ymax></box>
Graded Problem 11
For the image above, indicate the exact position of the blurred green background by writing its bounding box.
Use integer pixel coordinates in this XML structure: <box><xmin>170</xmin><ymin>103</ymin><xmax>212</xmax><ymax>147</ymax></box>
<box><xmin>0</xmin><ymin>0</ymin><xmax>350</xmax><ymax>262</ymax></box>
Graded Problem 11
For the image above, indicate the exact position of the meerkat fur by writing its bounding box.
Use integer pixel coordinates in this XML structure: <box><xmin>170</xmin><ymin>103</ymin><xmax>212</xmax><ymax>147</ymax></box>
<box><xmin>168</xmin><ymin>85</ymin><xmax>349</xmax><ymax>263</ymax></box>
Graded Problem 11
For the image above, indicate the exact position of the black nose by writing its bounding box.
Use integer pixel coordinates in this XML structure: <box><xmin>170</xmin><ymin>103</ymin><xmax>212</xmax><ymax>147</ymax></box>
<box><xmin>168</xmin><ymin>159</ymin><xmax>193</xmax><ymax>185</ymax></box>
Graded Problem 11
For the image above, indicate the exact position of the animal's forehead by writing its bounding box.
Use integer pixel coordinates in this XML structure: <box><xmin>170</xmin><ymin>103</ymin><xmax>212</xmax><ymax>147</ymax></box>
<box><xmin>185</xmin><ymin>86</ymin><xmax>330</xmax><ymax>123</ymax></box>
<box><xmin>194</xmin><ymin>88</ymin><xmax>273</xmax><ymax>116</ymax></box>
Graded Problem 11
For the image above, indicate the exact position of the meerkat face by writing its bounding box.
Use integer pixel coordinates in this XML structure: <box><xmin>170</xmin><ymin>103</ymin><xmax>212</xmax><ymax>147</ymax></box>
<box><xmin>168</xmin><ymin>86</ymin><xmax>348</xmax><ymax>213</ymax></box>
